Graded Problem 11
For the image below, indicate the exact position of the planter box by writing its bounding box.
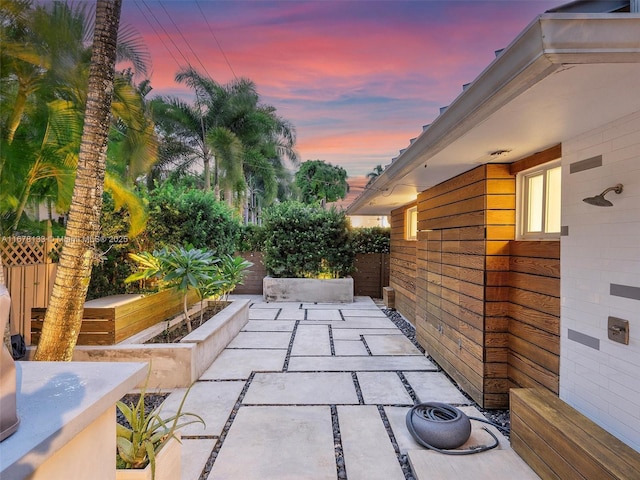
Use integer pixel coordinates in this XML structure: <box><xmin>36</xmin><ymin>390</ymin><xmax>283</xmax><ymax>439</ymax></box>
<box><xmin>26</xmin><ymin>299</ymin><xmax>250</xmax><ymax>389</ymax></box>
<box><xmin>116</xmin><ymin>433</ymin><xmax>181</xmax><ymax>480</ymax></box>
<box><xmin>31</xmin><ymin>289</ymin><xmax>199</xmax><ymax>345</ymax></box>
<box><xmin>263</xmin><ymin>276</ymin><xmax>353</xmax><ymax>303</ymax></box>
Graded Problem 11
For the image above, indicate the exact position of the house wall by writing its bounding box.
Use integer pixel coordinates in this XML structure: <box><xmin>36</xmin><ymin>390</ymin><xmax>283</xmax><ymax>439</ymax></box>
<box><xmin>560</xmin><ymin>109</ymin><xmax>640</xmax><ymax>451</ymax></box>
<box><xmin>391</xmin><ymin>160</ymin><xmax>562</xmax><ymax>408</ymax></box>
<box><xmin>389</xmin><ymin>204</ymin><xmax>417</xmax><ymax>320</ymax></box>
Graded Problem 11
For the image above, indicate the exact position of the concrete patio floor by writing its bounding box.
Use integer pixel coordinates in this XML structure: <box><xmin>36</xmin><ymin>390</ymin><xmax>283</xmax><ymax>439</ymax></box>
<box><xmin>161</xmin><ymin>295</ymin><xmax>538</xmax><ymax>480</ymax></box>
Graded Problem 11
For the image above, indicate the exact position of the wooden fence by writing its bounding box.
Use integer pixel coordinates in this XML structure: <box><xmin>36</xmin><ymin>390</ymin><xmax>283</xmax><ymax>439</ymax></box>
<box><xmin>1</xmin><ymin>237</ymin><xmax>63</xmax><ymax>344</ymax></box>
<box><xmin>233</xmin><ymin>252</ymin><xmax>390</xmax><ymax>298</ymax></box>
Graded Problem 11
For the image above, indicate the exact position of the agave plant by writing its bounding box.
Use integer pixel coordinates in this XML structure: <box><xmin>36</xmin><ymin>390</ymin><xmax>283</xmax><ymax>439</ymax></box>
<box><xmin>116</xmin><ymin>382</ymin><xmax>205</xmax><ymax>480</ymax></box>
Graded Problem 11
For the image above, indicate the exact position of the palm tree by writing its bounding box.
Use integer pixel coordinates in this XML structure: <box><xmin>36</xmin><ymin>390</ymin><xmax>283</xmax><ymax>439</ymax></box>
<box><xmin>0</xmin><ymin>0</ymin><xmax>154</xmax><ymax>235</ymax></box>
<box><xmin>34</xmin><ymin>0</ymin><xmax>123</xmax><ymax>361</ymax></box>
<box><xmin>366</xmin><ymin>164</ymin><xmax>384</xmax><ymax>186</ymax></box>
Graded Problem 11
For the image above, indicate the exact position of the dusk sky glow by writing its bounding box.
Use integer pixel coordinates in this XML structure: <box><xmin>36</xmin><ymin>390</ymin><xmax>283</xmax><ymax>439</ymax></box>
<box><xmin>120</xmin><ymin>0</ymin><xmax>563</xmax><ymax>199</ymax></box>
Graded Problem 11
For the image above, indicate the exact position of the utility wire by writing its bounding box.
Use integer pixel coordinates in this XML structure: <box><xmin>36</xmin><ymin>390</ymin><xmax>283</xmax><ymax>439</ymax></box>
<box><xmin>158</xmin><ymin>0</ymin><xmax>213</xmax><ymax>80</ymax></box>
<box><xmin>139</xmin><ymin>0</ymin><xmax>191</xmax><ymax>68</ymax></box>
<box><xmin>195</xmin><ymin>0</ymin><xmax>238</xmax><ymax>79</ymax></box>
<box><xmin>134</xmin><ymin>0</ymin><xmax>182</xmax><ymax>71</ymax></box>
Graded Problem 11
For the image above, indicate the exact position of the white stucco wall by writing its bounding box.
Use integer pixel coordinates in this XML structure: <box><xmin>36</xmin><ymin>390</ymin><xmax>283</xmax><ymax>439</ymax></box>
<box><xmin>560</xmin><ymin>109</ymin><xmax>640</xmax><ymax>451</ymax></box>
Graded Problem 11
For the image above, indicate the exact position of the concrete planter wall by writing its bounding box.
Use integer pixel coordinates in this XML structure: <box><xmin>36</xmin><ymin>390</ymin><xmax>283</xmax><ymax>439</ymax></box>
<box><xmin>263</xmin><ymin>277</ymin><xmax>353</xmax><ymax>303</ymax></box>
<box><xmin>27</xmin><ymin>299</ymin><xmax>250</xmax><ymax>389</ymax></box>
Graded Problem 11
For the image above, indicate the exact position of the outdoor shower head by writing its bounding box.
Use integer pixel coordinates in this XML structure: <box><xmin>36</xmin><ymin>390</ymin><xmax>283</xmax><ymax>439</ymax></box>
<box><xmin>582</xmin><ymin>184</ymin><xmax>623</xmax><ymax>207</ymax></box>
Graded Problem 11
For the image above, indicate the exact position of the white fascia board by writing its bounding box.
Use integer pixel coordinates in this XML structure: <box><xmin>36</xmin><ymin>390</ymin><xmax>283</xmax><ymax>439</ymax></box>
<box><xmin>347</xmin><ymin>14</ymin><xmax>640</xmax><ymax>215</ymax></box>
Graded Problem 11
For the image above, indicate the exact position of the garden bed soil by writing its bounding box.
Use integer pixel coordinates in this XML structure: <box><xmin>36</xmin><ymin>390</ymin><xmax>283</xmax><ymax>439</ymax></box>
<box><xmin>145</xmin><ymin>302</ymin><xmax>228</xmax><ymax>344</ymax></box>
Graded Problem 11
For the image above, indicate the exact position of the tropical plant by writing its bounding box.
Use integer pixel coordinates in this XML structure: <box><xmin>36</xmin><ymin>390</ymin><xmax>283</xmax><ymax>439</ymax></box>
<box><xmin>116</xmin><ymin>379</ymin><xmax>205</xmax><ymax>479</ymax></box>
<box><xmin>126</xmin><ymin>246</ymin><xmax>218</xmax><ymax>333</ymax></box>
<box><xmin>294</xmin><ymin>160</ymin><xmax>349</xmax><ymax>206</ymax></box>
<box><xmin>366</xmin><ymin>164</ymin><xmax>384</xmax><ymax>186</ymax></box>
<box><xmin>34</xmin><ymin>0</ymin><xmax>123</xmax><ymax>361</ymax></box>
<box><xmin>216</xmin><ymin>255</ymin><xmax>253</xmax><ymax>300</ymax></box>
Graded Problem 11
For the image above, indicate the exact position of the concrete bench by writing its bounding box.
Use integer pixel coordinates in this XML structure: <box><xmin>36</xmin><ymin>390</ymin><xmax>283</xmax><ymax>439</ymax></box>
<box><xmin>510</xmin><ymin>388</ymin><xmax>640</xmax><ymax>479</ymax></box>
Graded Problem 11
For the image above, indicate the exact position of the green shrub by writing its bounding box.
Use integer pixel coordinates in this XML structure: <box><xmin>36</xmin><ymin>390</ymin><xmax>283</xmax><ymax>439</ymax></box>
<box><xmin>262</xmin><ymin>201</ymin><xmax>354</xmax><ymax>278</ymax></box>
<box><xmin>237</xmin><ymin>223</ymin><xmax>267</xmax><ymax>252</ymax></box>
<box><xmin>143</xmin><ymin>183</ymin><xmax>241</xmax><ymax>255</ymax></box>
<box><xmin>350</xmin><ymin>227</ymin><xmax>390</xmax><ymax>254</ymax></box>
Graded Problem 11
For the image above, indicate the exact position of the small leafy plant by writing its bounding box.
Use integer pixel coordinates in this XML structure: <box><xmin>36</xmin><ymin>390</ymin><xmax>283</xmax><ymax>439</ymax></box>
<box><xmin>116</xmin><ymin>382</ymin><xmax>205</xmax><ymax>479</ymax></box>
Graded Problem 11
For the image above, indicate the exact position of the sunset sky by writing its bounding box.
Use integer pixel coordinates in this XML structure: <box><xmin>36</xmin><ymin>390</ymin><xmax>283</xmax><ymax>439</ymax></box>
<box><xmin>121</xmin><ymin>0</ymin><xmax>563</xmax><ymax>200</ymax></box>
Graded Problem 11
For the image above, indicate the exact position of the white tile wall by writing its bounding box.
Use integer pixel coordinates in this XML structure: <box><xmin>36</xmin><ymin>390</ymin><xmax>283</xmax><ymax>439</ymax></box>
<box><xmin>561</xmin><ymin>109</ymin><xmax>640</xmax><ymax>451</ymax></box>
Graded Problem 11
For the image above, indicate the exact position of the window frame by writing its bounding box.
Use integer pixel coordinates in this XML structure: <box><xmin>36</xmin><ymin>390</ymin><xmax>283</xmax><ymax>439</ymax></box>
<box><xmin>405</xmin><ymin>206</ymin><xmax>418</xmax><ymax>241</ymax></box>
<box><xmin>516</xmin><ymin>160</ymin><xmax>561</xmax><ymax>240</ymax></box>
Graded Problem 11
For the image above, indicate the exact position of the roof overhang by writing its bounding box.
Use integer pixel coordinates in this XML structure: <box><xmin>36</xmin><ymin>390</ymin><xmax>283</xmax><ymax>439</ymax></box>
<box><xmin>347</xmin><ymin>13</ymin><xmax>640</xmax><ymax>215</ymax></box>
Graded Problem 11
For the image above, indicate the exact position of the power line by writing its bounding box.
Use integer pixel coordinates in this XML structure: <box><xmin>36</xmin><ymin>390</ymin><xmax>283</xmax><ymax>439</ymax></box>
<box><xmin>139</xmin><ymin>0</ymin><xmax>191</xmax><ymax>68</ymax></box>
<box><xmin>134</xmin><ymin>1</ymin><xmax>181</xmax><ymax>71</ymax></box>
<box><xmin>157</xmin><ymin>0</ymin><xmax>213</xmax><ymax>80</ymax></box>
<box><xmin>195</xmin><ymin>0</ymin><xmax>237</xmax><ymax>80</ymax></box>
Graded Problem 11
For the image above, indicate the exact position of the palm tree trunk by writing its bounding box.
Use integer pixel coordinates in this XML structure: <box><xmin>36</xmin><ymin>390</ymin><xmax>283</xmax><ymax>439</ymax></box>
<box><xmin>5</xmin><ymin>86</ymin><xmax>29</xmax><ymax>145</ymax></box>
<box><xmin>34</xmin><ymin>0</ymin><xmax>122</xmax><ymax>361</ymax></box>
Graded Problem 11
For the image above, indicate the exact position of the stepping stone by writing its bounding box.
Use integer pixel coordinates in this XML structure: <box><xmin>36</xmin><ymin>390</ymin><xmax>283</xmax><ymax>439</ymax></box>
<box><xmin>277</xmin><ymin>308</ymin><xmax>306</xmax><ymax>320</ymax></box>
<box><xmin>305</xmin><ymin>309</ymin><xmax>342</xmax><ymax>321</ymax></box>
<box><xmin>181</xmin><ymin>438</ymin><xmax>216</xmax><ymax>480</ymax></box>
<box><xmin>291</xmin><ymin>324</ymin><xmax>331</xmax><ymax>356</ymax></box>
<box><xmin>338</xmin><ymin>405</ymin><xmax>405</xmax><ymax>480</ymax></box>
<box><xmin>356</xmin><ymin>372</ymin><xmax>413</xmax><ymax>405</ymax></box>
<box><xmin>333</xmin><ymin>317</ymin><xmax>396</xmax><ymax>329</ymax></box>
<box><xmin>243</xmin><ymin>372</ymin><xmax>359</xmax><ymax>405</ymax></box>
<box><xmin>403</xmin><ymin>371</ymin><xmax>472</xmax><ymax>405</ymax></box>
<box><xmin>408</xmin><ymin>448</ymin><xmax>539</xmax><ymax>479</ymax></box>
<box><xmin>332</xmin><ymin>328</ymin><xmax>401</xmax><ymax>340</ymax></box>
<box><xmin>226</xmin><ymin>331</ymin><xmax>291</xmax><ymax>349</ymax></box>
<box><xmin>334</xmin><ymin>339</ymin><xmax>369</xmax><ymax>356</ymax></box>
<box><xmin>161</xmin><ymin>381</ymin><xmax>244</xmax><ymax>437</ymax></box>
<box><xmin>288</xmin><ymin>355</ymin><xmax>438</xmax><ymax>372</ymax></box>
<box><xmin>341</xmin><ymin>309</ymin><xmax>387</xmax><ymax>318</ymax></box>
<box><xmin>364</xmin><ymin>334</ymin><xmax>423</xmax><ymax>355</ymax></box>
<box><xmin>248</xmin><ymin>308</ymin><xmax>279</xmax><ymax>320</ymax></box>
<box><xmin>242</xmin><ymin>320</ymin><xmax>296</xmax><ymax>332</ymax></box>
<box><xmin>208</xmin><ymin>406</ymin><xmax>335</xmax><ymax>480</ymax></box>
<box><xmin>200</xmin><ymin>349</ymin><xmax>286</xmax><ymax>380</ymax></box>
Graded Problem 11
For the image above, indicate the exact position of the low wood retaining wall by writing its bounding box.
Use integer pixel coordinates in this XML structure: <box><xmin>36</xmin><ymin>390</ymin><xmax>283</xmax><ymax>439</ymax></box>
<box><xmin>31</xmin><ymin>289</ymin><xmax>199</xmax><ymax>345</ymax></box>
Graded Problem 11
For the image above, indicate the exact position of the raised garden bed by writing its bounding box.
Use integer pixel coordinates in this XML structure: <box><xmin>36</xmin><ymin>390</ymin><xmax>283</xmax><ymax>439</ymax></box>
<box><xmin>27</xmin><ymin>298</ymin><xmax>249</xmax><ymax>389</ymax></box>
<box><xmin>31</xmin><ymin>289</ymin><xmax>200</xmax><ymax>345</ymax></box>
<box><xmin>263</xmin><ymin>276</ymin><xmax>353</xmax><ymax>303</ymax></box>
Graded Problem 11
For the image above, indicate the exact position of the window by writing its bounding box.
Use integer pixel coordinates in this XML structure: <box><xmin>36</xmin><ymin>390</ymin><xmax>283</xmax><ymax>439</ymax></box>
<box><xmin>518</xmin><ymin>161</ymin><xmax>561</xmax><ymax>239</ymax></box>
<box><xmin>406</xmin><ymin>206</ymin><xmax>418</xmax><ymax>240</ymax></box>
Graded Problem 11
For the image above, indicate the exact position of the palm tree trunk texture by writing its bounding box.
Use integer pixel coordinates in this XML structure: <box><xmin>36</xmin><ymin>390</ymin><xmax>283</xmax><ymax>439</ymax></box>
<box><xmin>34</xmin><ymin>0</ymin><xmax>122</xmax><ymax>361</ymax></box>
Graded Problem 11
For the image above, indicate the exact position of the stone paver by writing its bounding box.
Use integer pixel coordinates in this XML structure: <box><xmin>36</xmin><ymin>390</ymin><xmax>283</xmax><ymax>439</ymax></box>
<box><xmin>226</xmin><ymin>331</ymin><xmax>291</xmax><ymax>349</ymax></box>
<box><xmin>276</xmin><ymin>308</ymin><xmax>306</xmax><ymax>320</ymax></box>
<box><xmin>242</xmin><ymin>320</ymin><xmax>296</xmax><ymax>332</ymax></box>
<box><xmin>208</xmin><ymin>406</ymin><xmax>336</xmax><ymax>480</ymax></box>
<box><xmin>356</xmin><ymin>371</ymin><xmax>414</xmax><ymax>405</ymax></box>
<box><xmin>243</xmin><ymin>372</ymin><xmax>359</xmax><ymax>405</ymax></box>
<box><xmin>334</xmin><ymin>339</ymin><xmax>370</xmax><ymax>356</ymax></box>
<box><xmin>288</xmin><ymin>355</ymin><xmax>438</xmax><ymax>372</ymax></box>
<box><xmin>174</xmin><ymin>296</ymin><xmax>538</xmax><ymax>480</ymax></box>
<box><xmin>248</xmin><ymin>308</ymin><xmax>280</xmax><ymax>320</ymax></box>
<box><xmin>291</xmin><ymin>324</ymin><xmax>331</xmax><ymax>356</ymax></box>
<box><xmin>182</xmin><ymin>438</ymin><xmax>216</xmax><ymax>480</ymax></box>
<box><xmin>338</xmin><ymin>405</ymin><xmax>405</xmax><ymax>480</ymax></box>
<box><xmin>364</xmin><ymin>334</ymin><xmax>423</xmax><ymax>355</ymax></box>
<box><xmin>200</xmin><ymin>348</ymin><xmax>286</xmax><ymax>380</ymax></box>
<box><xmin>305</xmin><ymin>309</ymin><xmax>342</xmax><ymax>321</ymax></box>
<box><xmin>332</xmin><ymin>328</ymin><xmax>401</xmax><ymax>340</ymax></box>
<box><xmin>403</xmin><ymin>371</ymin><xmax>473</xmax><ymax>405</ymax></box>
<box><xmin>162</xmin><ymin>381</ymin><xmax>244</xmax><ymax>436</ymax></box>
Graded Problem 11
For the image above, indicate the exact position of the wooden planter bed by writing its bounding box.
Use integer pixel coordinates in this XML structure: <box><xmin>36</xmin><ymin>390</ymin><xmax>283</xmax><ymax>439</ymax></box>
<box><xmin>31</xmin><ymin>289</ymin><xmax>199</xmax><ymax>346</ymax></box>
